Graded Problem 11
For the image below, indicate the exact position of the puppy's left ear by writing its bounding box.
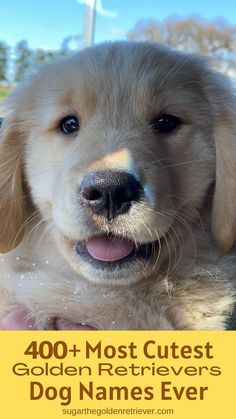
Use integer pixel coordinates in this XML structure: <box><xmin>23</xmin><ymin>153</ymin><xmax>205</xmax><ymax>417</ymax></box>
<box><xmin>0</xmin><ymin>112</ymin><xmax>26</xmax><ymax>253</ymax></box>
<box><xmin>211</xmin><ymin>75</ymin><xmax>236</xmax><ymax>254</ymax></box>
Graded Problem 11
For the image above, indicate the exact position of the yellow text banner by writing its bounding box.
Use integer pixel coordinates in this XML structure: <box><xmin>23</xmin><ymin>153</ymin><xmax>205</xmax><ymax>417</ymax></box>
<box><xmin>0</xmin><ymin>331</ymin><xmax>235</xmax><ymax>418</ymax></box>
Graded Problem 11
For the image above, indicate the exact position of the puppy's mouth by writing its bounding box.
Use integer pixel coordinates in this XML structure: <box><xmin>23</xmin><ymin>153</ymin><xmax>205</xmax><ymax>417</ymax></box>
<box><xmin>54</xmin><ymin>318</ymin><xmax>96</xmax><ymax>330</ymax></box>
<box><xmin>75</xmin><ymin>234</ymin><xmax>155</xmax><ymax>268</ymax></box>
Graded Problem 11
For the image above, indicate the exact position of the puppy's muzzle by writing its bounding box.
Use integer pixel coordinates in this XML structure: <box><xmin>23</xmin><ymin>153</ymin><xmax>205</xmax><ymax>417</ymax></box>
<box><xmin>80</xmin><ymin>170</ymin><xmax>142</xmax><ymax>219</ymax></box>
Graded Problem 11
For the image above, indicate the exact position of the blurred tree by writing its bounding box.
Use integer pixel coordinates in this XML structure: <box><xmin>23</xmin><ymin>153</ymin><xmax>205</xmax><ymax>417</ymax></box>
<box><xmin>0</xmin><ymin>41</ymin><xmax>9</xmax><ymax>83</ymax></box>
<box><xmin>33</xmin><ymin>48</ymin><xmax>60</xmax><ymax>66</ymax></box>
<box><xmin>127</xmin><ymin>16</ymin><xmax>236</xmax><ymax>74</ymax></box>
<box><xmin>60</xmin><ymin>34</ymin><xmax>83</xmax><ymax>55</ymax></box>
<box><xmin>60</xmin><ymin>36</ymin><xmax>73</xmax><ymax>55</ymax></box>
<box><xmin>14</xmin><ymin>40</ymin><xmax>33</xmax><ymax>82</ymax></box>
<box><xmin>1</xmin><ymin>34</ymin><xmax>83</xmax><ymax>85</ymax></box>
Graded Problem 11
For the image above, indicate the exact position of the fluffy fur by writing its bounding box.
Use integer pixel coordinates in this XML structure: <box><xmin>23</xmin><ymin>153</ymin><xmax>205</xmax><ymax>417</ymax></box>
<box><xmin>0</xmin><ymin>41</ymin><xmax>236</xmax><ymax>329</ymax></box>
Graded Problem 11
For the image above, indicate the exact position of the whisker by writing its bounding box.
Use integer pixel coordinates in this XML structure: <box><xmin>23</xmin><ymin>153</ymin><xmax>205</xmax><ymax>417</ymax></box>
<box><xmin>157</xmin><ymin>158</ymin><xmax>213</xmax><ymax>171</ymax></box>
<box><xmin>29</xmin><ymin>220</ymin><xmax>55</xmax><ymax>260</ymax></box>
<box><xmin>169</xmin><ymin>194</ymin><xmax>204</xmax><ymax>231</ymax></box>
<box><xmin>22</xmin><ymin>215</ymin><xmax>53</xmax><ymax>254</ymax></box>
<box><xmin>12</xmin><ymin>204</ymin><xmax>51</xmax><ymax>249</ymax></box>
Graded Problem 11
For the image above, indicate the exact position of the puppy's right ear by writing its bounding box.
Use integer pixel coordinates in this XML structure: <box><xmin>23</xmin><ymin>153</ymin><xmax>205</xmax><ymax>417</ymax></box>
<box><xmin>0</xmin><ymin>112</ymin><xmax>26</xmax><ymax>253</ymax></box>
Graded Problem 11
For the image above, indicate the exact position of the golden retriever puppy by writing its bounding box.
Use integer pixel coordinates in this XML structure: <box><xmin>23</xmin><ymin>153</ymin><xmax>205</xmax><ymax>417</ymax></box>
<box><xmin>0</xmin><ymin>41</ymin><xmax>236</xmax><ymax>330</ymax></box>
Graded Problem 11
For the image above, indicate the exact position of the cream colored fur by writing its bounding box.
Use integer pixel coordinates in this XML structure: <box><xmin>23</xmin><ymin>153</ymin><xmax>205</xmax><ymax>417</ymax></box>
<box><xmin>0</xmin><ymin>41</ymin><xmax>236</xmax><ymax>329</ymax></box>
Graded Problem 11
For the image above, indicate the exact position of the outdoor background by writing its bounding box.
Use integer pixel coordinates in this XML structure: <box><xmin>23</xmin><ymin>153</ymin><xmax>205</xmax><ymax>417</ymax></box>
<box><xmin>0</xmin><ymin>0</ymin><xmax>236</xmax><ymax>104</ymax></box>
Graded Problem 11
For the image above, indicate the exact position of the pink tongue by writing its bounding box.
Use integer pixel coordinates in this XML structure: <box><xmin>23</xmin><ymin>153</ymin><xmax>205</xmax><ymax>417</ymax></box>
<box><xmin>86</xmin><ymin>236</ymin><xmax>134</xmax><ymax>262</ymax></box>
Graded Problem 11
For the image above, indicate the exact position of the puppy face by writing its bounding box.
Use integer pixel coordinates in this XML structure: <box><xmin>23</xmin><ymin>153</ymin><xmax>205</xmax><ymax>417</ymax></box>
<box><xmin>1</xmin><ymin>42</ymin><xmax>236</xmax><ymax>286</ymax></box>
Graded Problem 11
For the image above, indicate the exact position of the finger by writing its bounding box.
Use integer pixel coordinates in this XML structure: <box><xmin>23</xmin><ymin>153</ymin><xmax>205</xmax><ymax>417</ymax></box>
<box><xmin>0</xmin><ymin>309</ymin><xmax>38</xmax><ymax>330</ymax></box>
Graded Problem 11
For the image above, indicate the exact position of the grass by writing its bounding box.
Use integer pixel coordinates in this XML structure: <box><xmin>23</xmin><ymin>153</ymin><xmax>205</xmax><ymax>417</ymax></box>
<box><xmin>0</xmin><ymin>85</ymin><xmax>12</xmax><ymax>103</ymax></box>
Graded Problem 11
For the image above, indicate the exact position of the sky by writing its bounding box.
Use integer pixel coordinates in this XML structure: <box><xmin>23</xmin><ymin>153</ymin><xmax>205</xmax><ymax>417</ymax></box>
<box><xmin>0</xmin><ymin>0</ymin><xmax>236</xmax><ymax>50</ymax></box>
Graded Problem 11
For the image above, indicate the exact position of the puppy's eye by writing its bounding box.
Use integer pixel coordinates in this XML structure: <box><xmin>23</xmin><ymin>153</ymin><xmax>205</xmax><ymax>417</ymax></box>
<box><xmin>59</xmin><ymin>115</ymin><xmax>79</xmax><ymax>135</ymax></box>
<box><xmin>151</xmin><ymin>114</ymin><xmax>181</xmax><ymax>134</ymax></box>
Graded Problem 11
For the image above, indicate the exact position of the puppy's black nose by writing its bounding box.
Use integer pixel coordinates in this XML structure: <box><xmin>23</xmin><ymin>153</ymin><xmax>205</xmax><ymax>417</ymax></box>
<box><xmin>80</xmin><ymin>170</ymin><xmax>142</xmax><ymax>219</ymax></box>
